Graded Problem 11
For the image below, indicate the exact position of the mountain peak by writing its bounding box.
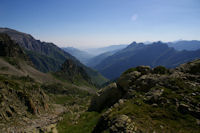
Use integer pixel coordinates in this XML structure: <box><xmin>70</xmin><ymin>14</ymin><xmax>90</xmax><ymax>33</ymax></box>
<box><xmin>127</xmin><ymin>42</ymin><xmax>144</xmax><ymax>49</ymax></box>
<box><xmin>130</xmin><ymin>41</ymin><xmax>137</xmax><ymax>45</ymax></box>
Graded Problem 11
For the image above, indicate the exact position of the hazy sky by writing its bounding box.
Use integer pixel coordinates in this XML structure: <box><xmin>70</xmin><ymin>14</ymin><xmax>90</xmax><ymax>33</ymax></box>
<box><xmin>1</xmin><ymin>0</ymin><xmax>200</xmax><ymax>48</ymax></box>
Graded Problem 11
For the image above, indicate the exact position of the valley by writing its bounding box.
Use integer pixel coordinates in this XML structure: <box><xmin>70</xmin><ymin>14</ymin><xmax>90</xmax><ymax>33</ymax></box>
<box><xmin>0</xmin><ymin>29</ymin><xmax>200</xmax><ymax>133</ymax></box>
<box><xmin>1</xmin><ymin>0</ymin><xmax>200</xmax><ymax>132</ymax></box>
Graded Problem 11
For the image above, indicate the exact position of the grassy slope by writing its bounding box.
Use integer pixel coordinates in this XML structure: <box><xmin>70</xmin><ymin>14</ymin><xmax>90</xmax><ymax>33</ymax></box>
<box><xmin>53</xmin><ymin>91</ymin><xmax>101</xmax><ymax>133</ymax></box>
<box><xmin>85</xmin><ymin>68</ymin><xmax>109</xmax><ymax>87</ymax></box>
<box><xmin>0</xmin><ymin>57</ymin><xmax>57</xmax><ymax>83</ymax></box>
<box><xmin>58</xmin><ymin>112</ymin><xmax>100</xmax><ymax>133</ymax></box>
<box><xmin>0</xmin><ymin>56</ymin><xmax>98</xmax><ymax>95</ymax></box>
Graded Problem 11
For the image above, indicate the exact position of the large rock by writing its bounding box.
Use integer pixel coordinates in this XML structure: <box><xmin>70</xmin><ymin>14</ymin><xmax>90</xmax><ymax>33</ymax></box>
<box><xmin>88</xmin><ymin>83</ymin><xmax>125</xmax><ymax>112</ymax></box>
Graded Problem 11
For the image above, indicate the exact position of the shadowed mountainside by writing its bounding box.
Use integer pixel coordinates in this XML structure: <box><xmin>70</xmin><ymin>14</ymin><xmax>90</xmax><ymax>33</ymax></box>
<box><xmin>0</xmin><ymin>28</ymin><xmax>108</xmax><ymax>86</ymax></box>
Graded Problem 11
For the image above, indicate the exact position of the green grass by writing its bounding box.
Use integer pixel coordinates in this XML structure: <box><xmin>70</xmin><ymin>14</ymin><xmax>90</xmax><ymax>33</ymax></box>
<box><xmin>153</xmin><ymin>66</ymin><xmax>169</xmax><ymax>74</ymax></box>
<box><xmin>107</xmin><ymin>99</ymin><xmax>200</xmax><ymax>133</ymax></box>
<box><xmin>52</xmin><ymin>72</ymin><xmax>95</xmax><ymax>88</ymax></box>
<box><xmin>122</xmin><ymin>67</ymin><xmax>137</xmax><ymax>75</ymax></box>
<box><xmin>85</xmin><ymin>69</ymin><xmax>109</xmax><ymax>87</ymax></box>
<box><xmin>4</xmin><ymin>57</ymin><xmax>21</xmax><ymax>69</ymax></box>
<box><xmin>57</xmin><ymin>112</ymin><xmax>100</xmax><ymax>133</ymax></box>
<box><xmin>53</xmin><ymin>95</ymin><xmax>73</xmax><ymax>104</ymax></box>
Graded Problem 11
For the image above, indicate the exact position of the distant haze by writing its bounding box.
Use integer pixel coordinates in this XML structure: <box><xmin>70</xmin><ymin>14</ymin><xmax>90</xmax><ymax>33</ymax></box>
<box><xmin>1</xmin><ymin>0</ymin><xmax>200</xmax><ymax>48</ymax></box>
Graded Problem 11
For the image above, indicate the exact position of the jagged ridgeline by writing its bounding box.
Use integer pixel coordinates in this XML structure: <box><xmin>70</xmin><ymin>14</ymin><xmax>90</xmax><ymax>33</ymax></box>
<box><xmin>89</xmin><ymin>60</ymin><xmax>200</xmax><ymax>132</ymax></box>
<box><xmin>0</xmin><ymin>28</ymin><xmax>108</xmax><ymax>86</ymax></box>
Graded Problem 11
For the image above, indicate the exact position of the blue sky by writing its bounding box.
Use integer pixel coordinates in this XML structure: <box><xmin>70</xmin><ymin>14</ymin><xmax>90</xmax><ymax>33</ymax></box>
<box><xmin>0</xmin><ymin>0</ymin><xmax>200</xmax><ymax>48</ymax></box>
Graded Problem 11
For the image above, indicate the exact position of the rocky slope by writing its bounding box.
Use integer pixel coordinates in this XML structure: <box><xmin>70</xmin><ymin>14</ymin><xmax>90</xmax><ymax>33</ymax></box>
<box><xmin>0</xmin><ymin>75</ymin><xmax>50</xmax><ymax>132</ymax></box>
<box><xmin>0</xmin><ymin>33</ymin><xmax>95</xmax><ymax>132</ymax></box>
<box><xmin>0</xmin><ymin>33</ymin><xmax>56</xmax><ymax>132</ymax></box>
<box><xmin>89</xmin><ymin>59</ymin><xmax>200</xmax><ymax>132</ymax></box>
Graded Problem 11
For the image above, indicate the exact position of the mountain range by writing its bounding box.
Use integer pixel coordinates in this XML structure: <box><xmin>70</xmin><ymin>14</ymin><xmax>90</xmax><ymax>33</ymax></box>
<box><xmin>94</xmin><ymin>41</ymin><xmax>200</xmax><ymax>79</ymax></box>
<box><xmin>84</xmin><ymin>44</ymin><xmax>128</xmax><ymax>56</ymax></box>
<box><xmin>61</xmin><ymin>40</ymin><xmax>200</xmax><ymax>79</ymax></box>
<box><xmin>62</xmin><ymin>45</ymin><xmax>128</xmax><ymax>66</ymax></box>
<box><xmin>167</xmin><ymin>40</ymin><xmax>200</xmax><ymax>51</ymax></box>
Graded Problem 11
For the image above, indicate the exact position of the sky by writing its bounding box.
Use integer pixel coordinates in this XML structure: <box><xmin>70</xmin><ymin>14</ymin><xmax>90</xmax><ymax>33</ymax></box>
<box><xmin>0</xmin><ymin>0</ymin><xmax>200</xmax><ymax>48</ymax></box>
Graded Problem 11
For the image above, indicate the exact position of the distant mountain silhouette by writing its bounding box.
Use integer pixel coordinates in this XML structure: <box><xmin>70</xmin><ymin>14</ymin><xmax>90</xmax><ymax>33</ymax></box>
<box><xmin>62</xmin><ymin>47</ymin><xmax>93</xmax><ymax>65</ymax></box>
<box><xmin>167</xmin><ymin>40</ymin><xmax>200</xmax><ymax>51</ymax></box>
<box><xmin>86</xmin><ymin>49</ymin><xmax>119</xmax><ymax>67</ymax></box>
<box><xmin>95</xmin><ymin>41</ymin><xmax>200</xmax><ymax>79</ymax></box>
<box><xmin>85</xmin><ymin>44</ymin><xmax>128</xmax><ymax>56</ymax></box>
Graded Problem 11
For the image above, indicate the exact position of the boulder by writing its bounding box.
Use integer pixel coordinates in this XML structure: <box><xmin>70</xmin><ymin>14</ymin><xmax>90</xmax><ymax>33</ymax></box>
<box><xmin>109</xmin><ymin>115</ymin><xmax>135</xmax><ymax>133</ymax></box>
<box><xmin>88</xmin><ymin>83</ymin><xmax>125</xmax><ymax>112</ymax></box>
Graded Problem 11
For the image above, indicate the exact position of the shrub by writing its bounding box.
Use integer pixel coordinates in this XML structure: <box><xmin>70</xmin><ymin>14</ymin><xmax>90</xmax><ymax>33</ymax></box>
<box><xmin>153</xmin><ymin>66</ymin><xmax>168</xmax><ymax>74</ymax></box>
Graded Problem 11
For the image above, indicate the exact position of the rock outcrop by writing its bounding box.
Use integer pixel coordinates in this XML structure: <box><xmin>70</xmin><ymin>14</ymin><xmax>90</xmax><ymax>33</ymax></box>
<box><xmin>90</xmin><ymin>59</ymin><xmax>200</xmax><ymax>132</ymax></box>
